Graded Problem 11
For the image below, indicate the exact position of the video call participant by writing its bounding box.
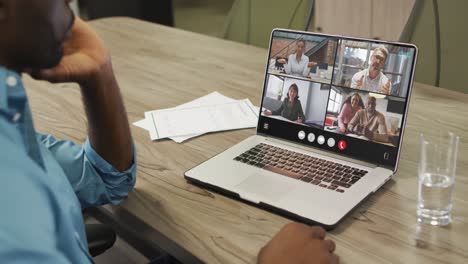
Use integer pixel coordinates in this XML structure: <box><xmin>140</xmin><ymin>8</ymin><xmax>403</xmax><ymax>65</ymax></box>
<box><xmin>351</xmin><ymin>46</ymin><xmax>392</xmax><ymax>95</ymax></box>
<box><xmin>347</xmin><ymin>96</ymin><xmax>389</xmax><ymax>143</ymax></box>
<box><xmin>337</xmin><ymin>93</ymin><xmax>365</xmax><ymax>133</ymax></box>
<box><xmin>264</xmin><ymin>83</ymin><xmax>305</xmax><ymax>123</ymax></box>
<box><xmin>277</xmin><ymin>39</ymin><xmax>317</xmax><ymax>78</ymax></box>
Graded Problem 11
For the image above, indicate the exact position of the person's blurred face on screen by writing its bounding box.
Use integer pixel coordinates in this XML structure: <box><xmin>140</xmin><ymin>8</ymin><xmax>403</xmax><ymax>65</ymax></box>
<box><xmin>370</xmin><ymin>49</ymin><xmax>387</xmax><ymax>72</ymax></box>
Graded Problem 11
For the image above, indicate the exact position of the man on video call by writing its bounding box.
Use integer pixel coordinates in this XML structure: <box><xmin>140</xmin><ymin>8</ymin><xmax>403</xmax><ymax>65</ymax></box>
<box><xmin>347</xmin><ymin>96</ymin><xmax>389</xmax><ymax>143</ymax></box>
<box><xmin>351</xmin><ymin>45</ymin><xmax>392</xmax><ymax>95</ymax></box>
<box><xmin>0</xmin><ymin>0</ymin><xmax>338</xmax><ymax>263</ymax></box>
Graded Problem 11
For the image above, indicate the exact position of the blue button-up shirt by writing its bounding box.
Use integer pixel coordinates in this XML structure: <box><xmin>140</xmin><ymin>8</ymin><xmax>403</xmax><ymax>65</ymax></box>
<box><xmin>0</xmin><ymin>67</ymin><xmax>137</xmax><ymax>263</ymax></box>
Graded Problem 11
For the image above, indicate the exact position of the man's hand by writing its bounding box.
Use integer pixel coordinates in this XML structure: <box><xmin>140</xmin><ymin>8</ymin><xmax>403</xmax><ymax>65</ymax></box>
<box><xmin>258</xmin><ymin>223</ymin><xmax>339</xmax><ymax>264</ymax></box>
<box><xmin>308</xmin><ymin>61</ymin><xmax>317</xmax><ymax>68</ymax></box>
<box><xmin>351</xmin><ymin>123</ymin><xmax>363</xmax><ymax>134</ymax></box>
<box><xmin>277</xmin><ymin>58</ymin><xmax>287</xmax><ymax>64</ymax></box>
<box><xmin>34</xmin><ymin>17</ymin><xmax>110</xmax><ymax>85</ymax></box>
<box><xmin>380</xmin><ymin>79</ymin><xmax>391</xmax><ymax>94</ymax></box>
<box><xmin>263</xmin><ymin>110</ymin><xmax>273</xmax><ymax>116</ymax></box>
<box><xmin>356</xmin><ymin>75</ymin><xmax>364</xmax><ymax>89</ymax></box>
<box><xmin>30</xmin><ymin>17</ymin><xmax>133</xmax><ymax>172</ymax></box>
<box><xmin>363</xmin><ymin>127</ymin><xmax>374</xmax><ymax>140</ymax></box>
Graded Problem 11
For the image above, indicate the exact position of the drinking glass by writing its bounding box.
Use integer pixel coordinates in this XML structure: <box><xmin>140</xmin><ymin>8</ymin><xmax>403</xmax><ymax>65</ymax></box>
<box><xmin>417</xmin><ymin>132</ymin><xmax>459</xmax><ymax>226</ymax></box>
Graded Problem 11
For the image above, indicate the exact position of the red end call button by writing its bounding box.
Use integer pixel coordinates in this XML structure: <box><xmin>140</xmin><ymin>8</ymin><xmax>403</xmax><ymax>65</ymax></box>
<box><xmin>338</xmin><ymin>140</ymin><xmax>347</xmax><ymax>151</ymax></box>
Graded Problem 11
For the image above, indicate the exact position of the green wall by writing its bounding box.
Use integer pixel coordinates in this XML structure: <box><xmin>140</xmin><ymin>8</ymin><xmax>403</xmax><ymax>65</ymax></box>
<box><xmin>408</xmin><ymin>0</ymin><xmax>468</xmax><ymax>93</ymax></box>
<box><xmin>223</xmin><ymin>0</ymin><xmax>310</xmax><ymax>48</ymax></box>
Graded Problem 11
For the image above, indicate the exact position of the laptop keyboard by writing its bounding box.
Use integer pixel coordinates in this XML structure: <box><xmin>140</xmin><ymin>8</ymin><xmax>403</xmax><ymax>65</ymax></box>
<box><xmin>233</xmin><ymin>143</ymin><xmax>368</xmax><ymax>193</ymax></box>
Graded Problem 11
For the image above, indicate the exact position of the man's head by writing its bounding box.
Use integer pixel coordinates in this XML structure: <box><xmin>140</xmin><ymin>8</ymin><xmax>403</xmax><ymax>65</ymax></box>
<box><xmin>366</xmin><ymin>96</ymin><xmax>377</xmax><ymax>115</ymax></box>
<box><xmin>369</xmin><ymin>45</ymin><xmax>388</xmax><ymax>73</ymax></box>
<box><xmin>0</xmin><ymin>0</ymin><xmax>74</xmax><ymax>71</ymax></box>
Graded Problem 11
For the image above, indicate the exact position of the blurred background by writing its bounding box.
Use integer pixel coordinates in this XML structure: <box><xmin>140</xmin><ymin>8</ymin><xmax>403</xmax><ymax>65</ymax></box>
<box><xmin>71</xmin><ymin>0</ymin><xmax>468</xmax><ymax>94</ymax></box>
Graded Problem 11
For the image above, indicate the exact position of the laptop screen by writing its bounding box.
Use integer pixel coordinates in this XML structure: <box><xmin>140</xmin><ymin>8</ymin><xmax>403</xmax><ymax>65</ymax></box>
<box><xmin>257</xmin><ymin>29</ymin><xmax>417</xmax><ymax>169</ymax></box>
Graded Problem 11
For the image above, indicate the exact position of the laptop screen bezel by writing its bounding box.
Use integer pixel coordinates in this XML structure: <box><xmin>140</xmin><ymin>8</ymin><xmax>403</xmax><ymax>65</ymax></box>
<box><xmin>255</xmin><ymin>29</ymin><xmax>418</xmax><ymax>172</ymax></box>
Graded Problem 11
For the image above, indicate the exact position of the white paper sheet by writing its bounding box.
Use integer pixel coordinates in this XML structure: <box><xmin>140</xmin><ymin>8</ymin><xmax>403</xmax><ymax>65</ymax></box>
<box><xmin>133</xmin><ymin>92</ymin><xmax>259</xmax><ymax>143</ymax></box>
<box><xmin>145</xmin><ymin>99</ymin><xmax>258</xmax><ymax>140</ymax></box>
<box><xmin>133</xmin><ymin>118</ymin><xmax>152</xmax><ymax>130</ymax></box>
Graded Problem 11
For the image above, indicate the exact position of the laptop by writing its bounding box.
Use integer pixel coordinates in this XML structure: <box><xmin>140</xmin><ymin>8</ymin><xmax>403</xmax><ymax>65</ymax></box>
<box><xmin>185</xmin><ymin>29</ymin><xmax>418</xmax><ymax>229</ymax></box>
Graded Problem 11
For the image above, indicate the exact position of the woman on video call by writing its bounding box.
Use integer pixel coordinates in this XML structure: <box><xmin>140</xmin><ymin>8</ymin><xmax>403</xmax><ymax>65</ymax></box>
<box><xmin>277</xmin><ymin>39</ymin><xmax>317</xmax><ymax>78</ymax></box>
<box><xmin>337</xmin><ymin>93</ymin><xmax>365</xmax><ymax>133</ymax></box>
<box><xmin>264</xmin><ymin>83</ymin><xmax>305</xmax><ymax>123</ymax></box>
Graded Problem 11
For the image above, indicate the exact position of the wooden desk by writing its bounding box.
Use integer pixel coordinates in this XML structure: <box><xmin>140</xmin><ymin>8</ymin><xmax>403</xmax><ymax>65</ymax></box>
<box><xmin>24</xmin><ymin>18</ymin><xmax>468</xmax><ymax>264</ymax></box>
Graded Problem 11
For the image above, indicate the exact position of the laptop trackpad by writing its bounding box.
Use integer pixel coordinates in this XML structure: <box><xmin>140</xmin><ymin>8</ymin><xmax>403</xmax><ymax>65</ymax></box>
<box><xmin>234</xmin><ymin>173</ymin><xmax>295</xmax><ymax>204</ymax></box>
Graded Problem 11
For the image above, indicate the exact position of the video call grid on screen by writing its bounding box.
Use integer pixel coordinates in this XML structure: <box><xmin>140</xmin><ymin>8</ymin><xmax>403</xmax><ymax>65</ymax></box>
<box><xmin>259</xmin><ymin>30</ymin><xmax>416</xmax><ymax>165</ymax></box>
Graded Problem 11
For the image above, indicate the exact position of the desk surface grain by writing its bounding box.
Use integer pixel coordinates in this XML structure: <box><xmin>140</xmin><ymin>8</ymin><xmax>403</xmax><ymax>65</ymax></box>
<box><xmin>24</xmin><ymin>18</ymin><xmax>468</xmax><ymax>264</ymax></box>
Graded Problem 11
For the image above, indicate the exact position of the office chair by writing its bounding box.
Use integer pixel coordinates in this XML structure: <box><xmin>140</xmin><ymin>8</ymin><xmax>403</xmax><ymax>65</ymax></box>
<box><xmin>400</xmin><ymin>0</ymin><xmax>468</xmax><ymax>93</ymax></box>
<box><xmin>82</xmin><ymin>209</ymin><xmax>117</xmax><ymax>257</ymax></box>
<box><xmin>223</xmin><ymin>0</ymin><xmax>315</xmax><ymax>48</ymax></box>
<box><xmin>86</xmin><ymin>223</ymin><xmax>117</xmax><ymax>257</ymax></box>
<box><xmin>81</xmin><ymin>0</ymin><xmax>174</xmax><ymax>26</ymax></box>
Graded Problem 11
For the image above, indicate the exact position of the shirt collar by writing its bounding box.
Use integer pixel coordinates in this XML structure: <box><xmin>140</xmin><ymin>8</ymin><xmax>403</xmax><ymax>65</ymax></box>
<box><xmin>0</xmin><ymin>66</ymin><xmax>24</xmax><ymax>110</ymax></box>
<box><xmin>293</xmin><ymin>53</ymin><xmax>305</xmax><ymax>63</ymax></box>
<box><xmin>365</xmin><ymin>68</ymin><xmax>382</xmax><ymax>81</ymax></box>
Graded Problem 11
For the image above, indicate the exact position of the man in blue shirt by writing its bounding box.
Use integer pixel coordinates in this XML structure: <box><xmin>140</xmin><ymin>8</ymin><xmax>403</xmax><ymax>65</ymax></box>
<box><xmin>0</xmin><ymin>0</ymin><xmax>339</xmax><ymax>263</ymax></box>
<box><xmin>0</xmin><ymin>0</ymin><xmax>136</xmax><ymax>262</ymax></box>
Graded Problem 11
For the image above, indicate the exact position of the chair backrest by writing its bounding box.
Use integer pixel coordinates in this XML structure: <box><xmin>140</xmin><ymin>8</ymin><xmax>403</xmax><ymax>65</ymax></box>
<box><xmin>82</xmin><ymin>0</ymin><xmax>174</xmax><ymax>26</ymax></box>
<box><xmin>223</xmin><ymin>0</ymin><xmax>312</xmax><ymax>48</ymax></box>
<box><xmin>400</xmin><ymin>0</ymin><xmax>468</xmax><ymax>93</ymax></box>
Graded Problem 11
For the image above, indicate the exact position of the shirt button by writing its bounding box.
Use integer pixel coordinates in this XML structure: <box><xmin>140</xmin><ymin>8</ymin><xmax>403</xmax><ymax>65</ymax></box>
<box><xmin>6</xmin><ymin>75</ymin><xmax>18</xmax><ymax>87</ymax></box>
<box><xmin>12</xmin><ymin>113</ymin><xmax>21</xmax><ymax>122</ymax></box>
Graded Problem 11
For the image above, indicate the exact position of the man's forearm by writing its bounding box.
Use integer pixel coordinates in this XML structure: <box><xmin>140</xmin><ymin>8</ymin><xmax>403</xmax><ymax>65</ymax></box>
<box><xmin>80</xmin><ymin>62</ymin><xmax>133</xmax><ymax>171</ymax></box>
<box><xmin>347</xmin><ymin>120</ymin><xmax>356</xmax><ymax>133</ymax></box>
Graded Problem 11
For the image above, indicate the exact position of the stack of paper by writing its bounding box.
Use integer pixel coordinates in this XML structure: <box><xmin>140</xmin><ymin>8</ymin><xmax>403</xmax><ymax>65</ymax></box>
<box><xmin>134</xmin><ymin>92</ymin><xmax>260</xmax><ymax>143</ymax></box>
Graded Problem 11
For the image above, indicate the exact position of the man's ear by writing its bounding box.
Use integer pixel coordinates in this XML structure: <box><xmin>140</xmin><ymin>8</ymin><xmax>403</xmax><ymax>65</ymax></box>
<box><xmin>0</xmin><ymin>0</ymin><xmax>6</xmax><ymax>21</ymax></box>
<box><xmin>0</xmin><ymin>0</ymin><xmax>9</xmax><ymax>21</ymax></box>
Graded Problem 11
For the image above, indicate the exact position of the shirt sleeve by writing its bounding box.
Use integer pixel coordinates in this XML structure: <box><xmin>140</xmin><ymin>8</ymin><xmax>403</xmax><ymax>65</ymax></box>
<box><xmin>381</xmin><ymin>74</ymin><xmax>392</xmax><ymax>94</ymax></box>
<box><xmin>377</xmin><ymin>114</ymin><xmax>389</xmax><ymax>135</ymax></box>
<box><xmin>371</xmin><ymin>114</ymin><xmax>389</xmax><ymax>143</ymax></box>
<box><xmin>272</xmin><ymin>100</ymin><xmax>285</xmax><ymax>116</ymax></box>
<box><xmin>347</xmin><ymin>110</ymin><xmax>361</xmax><ymax>133</ymax></box>
<box><xmin>338</xmin><ymin>103</ymin><xmax>351</xmax><ymax>130</ymax></box>
<box><xmin>296</xmin><ymin>100</ymin><xmax>305</xmax><ymax>120</ymax></box>
<box><xmin>37</xmin><ymin>133</ymin><xmax>137</xmax><ymax>208</ymax></box>
<box><xmin>302</xmin><ymin>56</ymin><xmax>311</xmax><ymax>77</ymax></box>
<box><xmin>283</xmin><ymin>55</ymin><xmax>292</xmax><ymax>74</ymax></box>
<box><xmin>351</xmin><ymin>71</ymin><xmax>361</xmax><ymax>88</ymax></box>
